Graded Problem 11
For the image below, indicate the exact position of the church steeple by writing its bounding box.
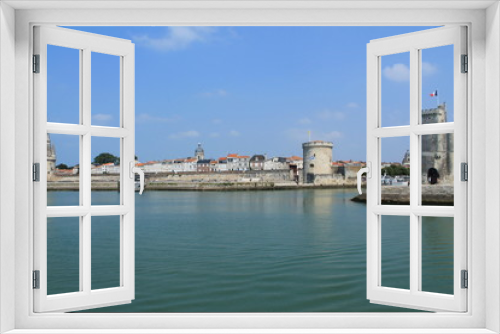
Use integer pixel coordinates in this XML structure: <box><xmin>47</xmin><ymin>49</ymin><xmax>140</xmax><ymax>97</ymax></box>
<box><xmin>47</xmin><ymin>134</ymin><xmax>57</xmax><ymax>174</ymax></box>
<box><xmin>195</xmin><ymin>143</ymin><xmax>204</xmax><ymax>161</ymax></box>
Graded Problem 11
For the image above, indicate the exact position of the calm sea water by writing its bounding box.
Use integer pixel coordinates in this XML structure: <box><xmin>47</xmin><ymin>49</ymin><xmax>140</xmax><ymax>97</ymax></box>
<box><xmin>46</xmin><ymin>189</ymin><xmax>454</xmax><ymax>312</ymax></box>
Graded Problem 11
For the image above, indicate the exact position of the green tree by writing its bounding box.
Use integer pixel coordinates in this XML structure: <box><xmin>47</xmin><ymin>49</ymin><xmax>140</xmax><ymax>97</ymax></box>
<box><xmin>56</xmin><ymin>163</ymin><xmax>70</xmax><ymax>169</ymax></box>
<box><xmin>382</xmin><ymin>164</ymin><xmax>410</xmax><ymax>176</ymax></box>
<box><xmin>94</xmin><ymin>152</ymin><xmax>119</xmax><ymax>165</ymax></box>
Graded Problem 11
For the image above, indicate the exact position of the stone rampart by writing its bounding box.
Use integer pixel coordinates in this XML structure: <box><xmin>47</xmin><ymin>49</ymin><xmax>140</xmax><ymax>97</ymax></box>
<box><xmin>351</xmin><ymin>185</ymin><xmax>453</xmax><ymax>205</ymax></box>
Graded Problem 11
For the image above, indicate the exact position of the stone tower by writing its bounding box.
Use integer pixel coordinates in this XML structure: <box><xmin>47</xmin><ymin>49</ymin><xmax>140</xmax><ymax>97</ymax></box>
<box><xmin>402</xmin><ymin>150</ymin><xmax>410</xmax><ymax>168</ymax></box>
<box><xmin>421</xmin><ymin>103</ymin><xmax>454</xmax><ymax>183</ymax></box>
<box><xmin>195</xmin><ymin>143</ymin><xmax>204</xmax><ymax>161</ymax></box>
<box><xmin>47</xmin><ymin>134</ymin><xmax>56</xmax><ymax>175</ymax></box>
<box><xmin>302</xmin><ymin>140</ymin><xmax>333</xmax><ymax>183</ymax></box>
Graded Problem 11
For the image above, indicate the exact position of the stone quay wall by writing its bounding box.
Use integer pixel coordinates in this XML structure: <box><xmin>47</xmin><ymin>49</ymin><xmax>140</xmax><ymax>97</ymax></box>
<box><xmin>47</xmin><ymin>169</ymin><xmax>362</xmax><ymax>191</ymax></box>
<box><xmin>351</xmin><ymin>185</ymin><xmax>454</xmax><ymax>205</ymax></box>
<box><xmin>146</xmin><ymin>169</ymin><xmax>293</xmax><ymax>183</ymax></box>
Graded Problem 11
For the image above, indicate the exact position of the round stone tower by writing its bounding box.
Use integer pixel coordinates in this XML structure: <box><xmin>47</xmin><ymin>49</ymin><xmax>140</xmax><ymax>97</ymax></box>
<box><xmin>194</xmin><ymin>143</ymin><xmax>204</xmax><ymax>161</ymax></box>
<box><xmin>302</xmin><ymin>140</ymin><xmax>333</xmax><ymax>184</ymax></box>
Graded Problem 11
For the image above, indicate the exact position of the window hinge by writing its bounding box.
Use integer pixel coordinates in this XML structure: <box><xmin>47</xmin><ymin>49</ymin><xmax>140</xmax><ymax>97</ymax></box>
<box><xmin>33</xmin><ymin>54</ymin><xmax>40</xmax><ymax>73</ymax></box>
<box><xmin>461</xmin><ymin>54</ymin><xmax>468</xmax><ymax>73</ymax></box>
<box><xmin>33</xmin><ymin>270</ymin><xmax>40</xmax><ymax>289</ymax></box>
<box><xmin>461</xmin><ymin>270</ymin><xmax>468</xmax><ymax>289</ymax></box>
<box><xmin>33</xmin><ymin>163</ymin><xmax>40</xmax><ymax>182</ymax></box>
<box><xmin>461</xmin><ymin>162</ymin><xmax>468</xmax><ymax>181</ymax></box>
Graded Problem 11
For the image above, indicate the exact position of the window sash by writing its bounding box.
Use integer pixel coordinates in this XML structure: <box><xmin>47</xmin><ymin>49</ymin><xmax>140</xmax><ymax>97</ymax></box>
<box><xmin>366</xmin><ymin>26</ymin><xmax>467</xmax><ymax>312</ymax></box>
<box><xmin>9</xmin><ymin>6</ymin><xmax>490</xmax><ymax>332</ymax></box>
<box><xmin>33</xmin><ymin>25</ymin><xmax>136</xmax><ymax>313</ymax></box>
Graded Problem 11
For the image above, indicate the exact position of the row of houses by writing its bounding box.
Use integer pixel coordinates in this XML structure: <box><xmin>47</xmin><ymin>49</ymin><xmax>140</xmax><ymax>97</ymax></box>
<box><xmin>136</xmin><ymin>154</ymin><xmax>305</xmax><ymax>174</ymax></box>
<box><xmin>54</xmin><ymin>159</ymin><xmax>369</xmax><ymax>176</ymax></box>
<box><xmin>52</xmin><ymin>162</ymin><xmax>120</xmax><ymax>176</ymax></box>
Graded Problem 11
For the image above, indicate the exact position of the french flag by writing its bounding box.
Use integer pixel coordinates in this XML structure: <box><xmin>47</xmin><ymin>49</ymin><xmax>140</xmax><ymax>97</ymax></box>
<box><xmin>430</xmin><ymin>90</ymin><xmax>438</xmax><ymax>97</ymax></box>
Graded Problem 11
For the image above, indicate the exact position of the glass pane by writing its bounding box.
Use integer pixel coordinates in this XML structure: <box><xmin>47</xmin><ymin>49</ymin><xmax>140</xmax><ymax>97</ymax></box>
<box><xmin>381</xmin><ymin>52</ymin><xmax>410</xmax><ymax>127</ymax></box>
<box><xmin>92</xmin><ymin>52</ymin><xmax>120</xmax><ymax>127</ymax></box>
<box><xmin>47</xmin><ymin>217</ymin><xmax>80</xmax><ymax>295</ymax></box>
<box><xmin>421</xmin><ymin>133</ymin><xmax>454</xmax><ymax>205</ymax></box>
<box><xmin>381</xmin><ymin>136</ymin><xmax>410</xmax><ymax>205</ymax></box>
<box><xmin>47</xmin><ymin>133</ymin><xmax>80</xmax><ymax>206</ymax></box>
<box><xmin>47</xmin><ymin>45</ymin><xmax>80</xmax><ymax>124</ymax></box>
<box><xmin>92</xmin><ymin>216</ymin><xmax>121</xmax><ymax>290</ymax></box>
<box><xmin>381</xmin><ymin>215</ymin><xmax>410</xmax><ymax>290</ymax></box>
<box><xmin>91</xmin><ymin>137</ymin><xmax>121</xmax><ymax>205</ymax></box>
<box><xmin>421</xmin><ymin>216</ymin><xmax>454</xmax><ymax>294</ymax></box>
<box><xmin>421</xmin><ymin>45</ymin><xmax>454</xmax><ymax>124</ymax></box>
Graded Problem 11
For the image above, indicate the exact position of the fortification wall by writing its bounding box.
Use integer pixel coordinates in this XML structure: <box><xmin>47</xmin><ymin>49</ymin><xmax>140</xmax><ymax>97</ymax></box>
<box><xmin>146</xmin><ymin>169</ymin><xmax>293</xmax><ymax>183</ymax></box>
<box><xmin>352</xmin><ymin>185</ymin><xmax>453</xmax><ymax>205</ymax></box>
<box><xmin>48</xmin><ymin>170</ymin><xmax>293</xmax><ymax>184</ymax></box>
<box><xmin>311</xmin><ymin>174</ymin><xmax>357</xmax><ymax>186</ymax></box>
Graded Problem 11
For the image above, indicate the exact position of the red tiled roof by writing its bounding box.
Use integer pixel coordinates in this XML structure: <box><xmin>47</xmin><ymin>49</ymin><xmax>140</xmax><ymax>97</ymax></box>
<box><xmin>227</xmin><ymin>153</ymin><xmax>238</xmax><ymax>158</ymax></box>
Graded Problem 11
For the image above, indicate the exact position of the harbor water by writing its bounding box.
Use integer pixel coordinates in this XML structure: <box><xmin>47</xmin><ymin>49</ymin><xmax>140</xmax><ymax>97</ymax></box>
<box><xmin>46</xmin><ymin>189</ymin><xmax>454</xmax><ymax>312</ymax></box>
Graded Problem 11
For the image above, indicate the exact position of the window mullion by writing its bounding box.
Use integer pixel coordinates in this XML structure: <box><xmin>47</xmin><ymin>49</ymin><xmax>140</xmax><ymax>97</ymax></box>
<box><xmin>409</xmin><ymin>47</ymin><xmax>420</xmax><ymax>294</ymax></box>
<box><xmin>81</xmin><ymin>48</ymin><xmax>92</xmax><ymax>294</ymax></box>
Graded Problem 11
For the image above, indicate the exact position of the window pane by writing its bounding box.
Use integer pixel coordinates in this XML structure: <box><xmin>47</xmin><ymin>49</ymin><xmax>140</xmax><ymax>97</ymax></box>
<box><xmin>47</xmin><ymin>133</ymin><xmax>80</xmax><ymax>206</ymax></box>
<box><xmin>381</xmin><ymin>215</ymin><xmax>410</xmax><ymax>290</ymax></box>
<box><xmin>421</xmin><ymin>216</ymin><xmax>454</xmax><ymax>295</ymax></box>
<box><xmin>47</xmin><ymin>217</ymin><xmax>80</xmax><ymax>295</ymax></box>
<box><xmin>92</xmin><ymin>216</ymin><xmax>121</xmax><ymax>290</ymax></box>
<box><xmin>381</xmin><ymin>136</ymin><xmax>410</xmax><ymax>205</ymax></box>
<box><xmin>421</xmin><ymin>45</ymin><xmax>454</xmax><ymax>124</ymax></box>
<box><xmin>92</xmin><ymin>52</ymin><xmax>120</xmax><ymax>127</ymax></box>
<box><xmin>91</xmin><ymin>137</ymin><xmax>121</xmax><ymax>205</ymax></box>
<box><xmin>381</xmin><ymin>52</ymin><xmax>410</xmax><ymax>127</ymax></box>
<box><xmin>47</xmin><ymin>45</ymin><xmax>80</xmax><ymax>124</ymax></box>
<box><xmin>421</xmin><ymin>133</ymin><xmax>454</xmax><ymax>205</ymax></box>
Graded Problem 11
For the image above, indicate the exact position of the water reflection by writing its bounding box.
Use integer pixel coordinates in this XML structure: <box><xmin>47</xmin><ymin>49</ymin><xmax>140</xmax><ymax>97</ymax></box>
<box><xmin>45</xmin><ymin>190</ymin><xmax>451</xmax><ymax>312</ymax></box>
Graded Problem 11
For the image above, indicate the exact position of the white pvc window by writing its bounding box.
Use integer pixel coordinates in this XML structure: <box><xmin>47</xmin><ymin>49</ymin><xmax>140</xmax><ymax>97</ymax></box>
<box><xmin>31</xmin><ymin>24</ymin><xmax>468</xmax><ymax>315</ymax></box>
<box><xmin>33</xmin><ymin>26</ymin><xmax>136</xmax><ymax>312</ymax></box>
<box><xmin>366</xmin><ymin>26</ymin><xmax>467</xmax><ymax>312</ymax></box>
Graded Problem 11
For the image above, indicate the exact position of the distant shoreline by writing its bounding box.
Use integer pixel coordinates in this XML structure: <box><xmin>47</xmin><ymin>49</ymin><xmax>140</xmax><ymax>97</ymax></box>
<box><xmin>47</xmin><ymin>181</ymin><xmax>359</xmax><ymax>191</ymax></box>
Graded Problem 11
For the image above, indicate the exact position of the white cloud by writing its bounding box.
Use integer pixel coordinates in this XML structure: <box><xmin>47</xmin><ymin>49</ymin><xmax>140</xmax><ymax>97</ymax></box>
<box><xmin>298</xmin><ymin>117</ymin><xmax>312</xmax><ymax>125</ymax></box>
<box><xmin>383</xmin><ymin>63</ymin><xmax>410</xmax><ymax>82</ymax></box>
<box><xmin>422</xmin><ymin>62</ymin><xmax>438</xmax><ymax>76</ymax></box>
<box><xmin>229</xmin><ymin>130</ymin><xmax>240</xmax><ymax>137</ymax></box>
<box><xmin>324</xmin><ymin>131</ymin><xmax>343</xmax><ymax>140</ymax></box>
<box><xmin>317</xmin><ymin>110</ymin><xmax>345</xmax><ymax>120</ymax></box>
<box><xmin>92</xmin><ymin>114</ymin><xmax>112</xmax><ymax>122</ymax></box>
<box><xmin>200</xmin><ymin>89</ymin><xmax>228</xmax><ymax>98</ymax></box>
<box><xmin>346</xmin><ymin>102</ymin><xmax>358</xmax><ymax>108</ymax></box>
<box><xmin>209</xmin><ymin>132</ymin><xmax>220</xmax><ymax>138</ymax></box>
<box><xmin>137</xmin><ymin>113</ymin><xmax>180</xmax><ymax>123</ymax></box>
<box><xmin>169</xmin><ymin>130</ymin><xmax>200</xmax><ymax>139</ymax></box>
<box><xmin>132</xmin><ymin>27</ymin><xmax>217</xmax><ymax>52</ymax></box>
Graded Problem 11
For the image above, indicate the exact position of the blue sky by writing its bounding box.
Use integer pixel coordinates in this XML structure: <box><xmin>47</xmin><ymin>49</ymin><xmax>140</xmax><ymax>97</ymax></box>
<box><xmin>47</xmin><ymin>26</ymin><xmax>454</xmax><ymax>167</ymax></box>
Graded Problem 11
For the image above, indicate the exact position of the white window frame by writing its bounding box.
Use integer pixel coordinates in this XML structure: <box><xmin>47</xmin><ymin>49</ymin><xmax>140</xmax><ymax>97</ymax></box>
<box><xmin>366</xmin><ymin>26</ymin><xmax>468</xmax><ymax>312</ymax></box>
<box><xmin>1</xmin><ymin>1</ymin><xmax>499</xmax><ymax>333</ymax></box>
<box><xmin>33</xmin><ymin>25</ymin><xmax>136</xmax><ymax>313</ymax></box>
